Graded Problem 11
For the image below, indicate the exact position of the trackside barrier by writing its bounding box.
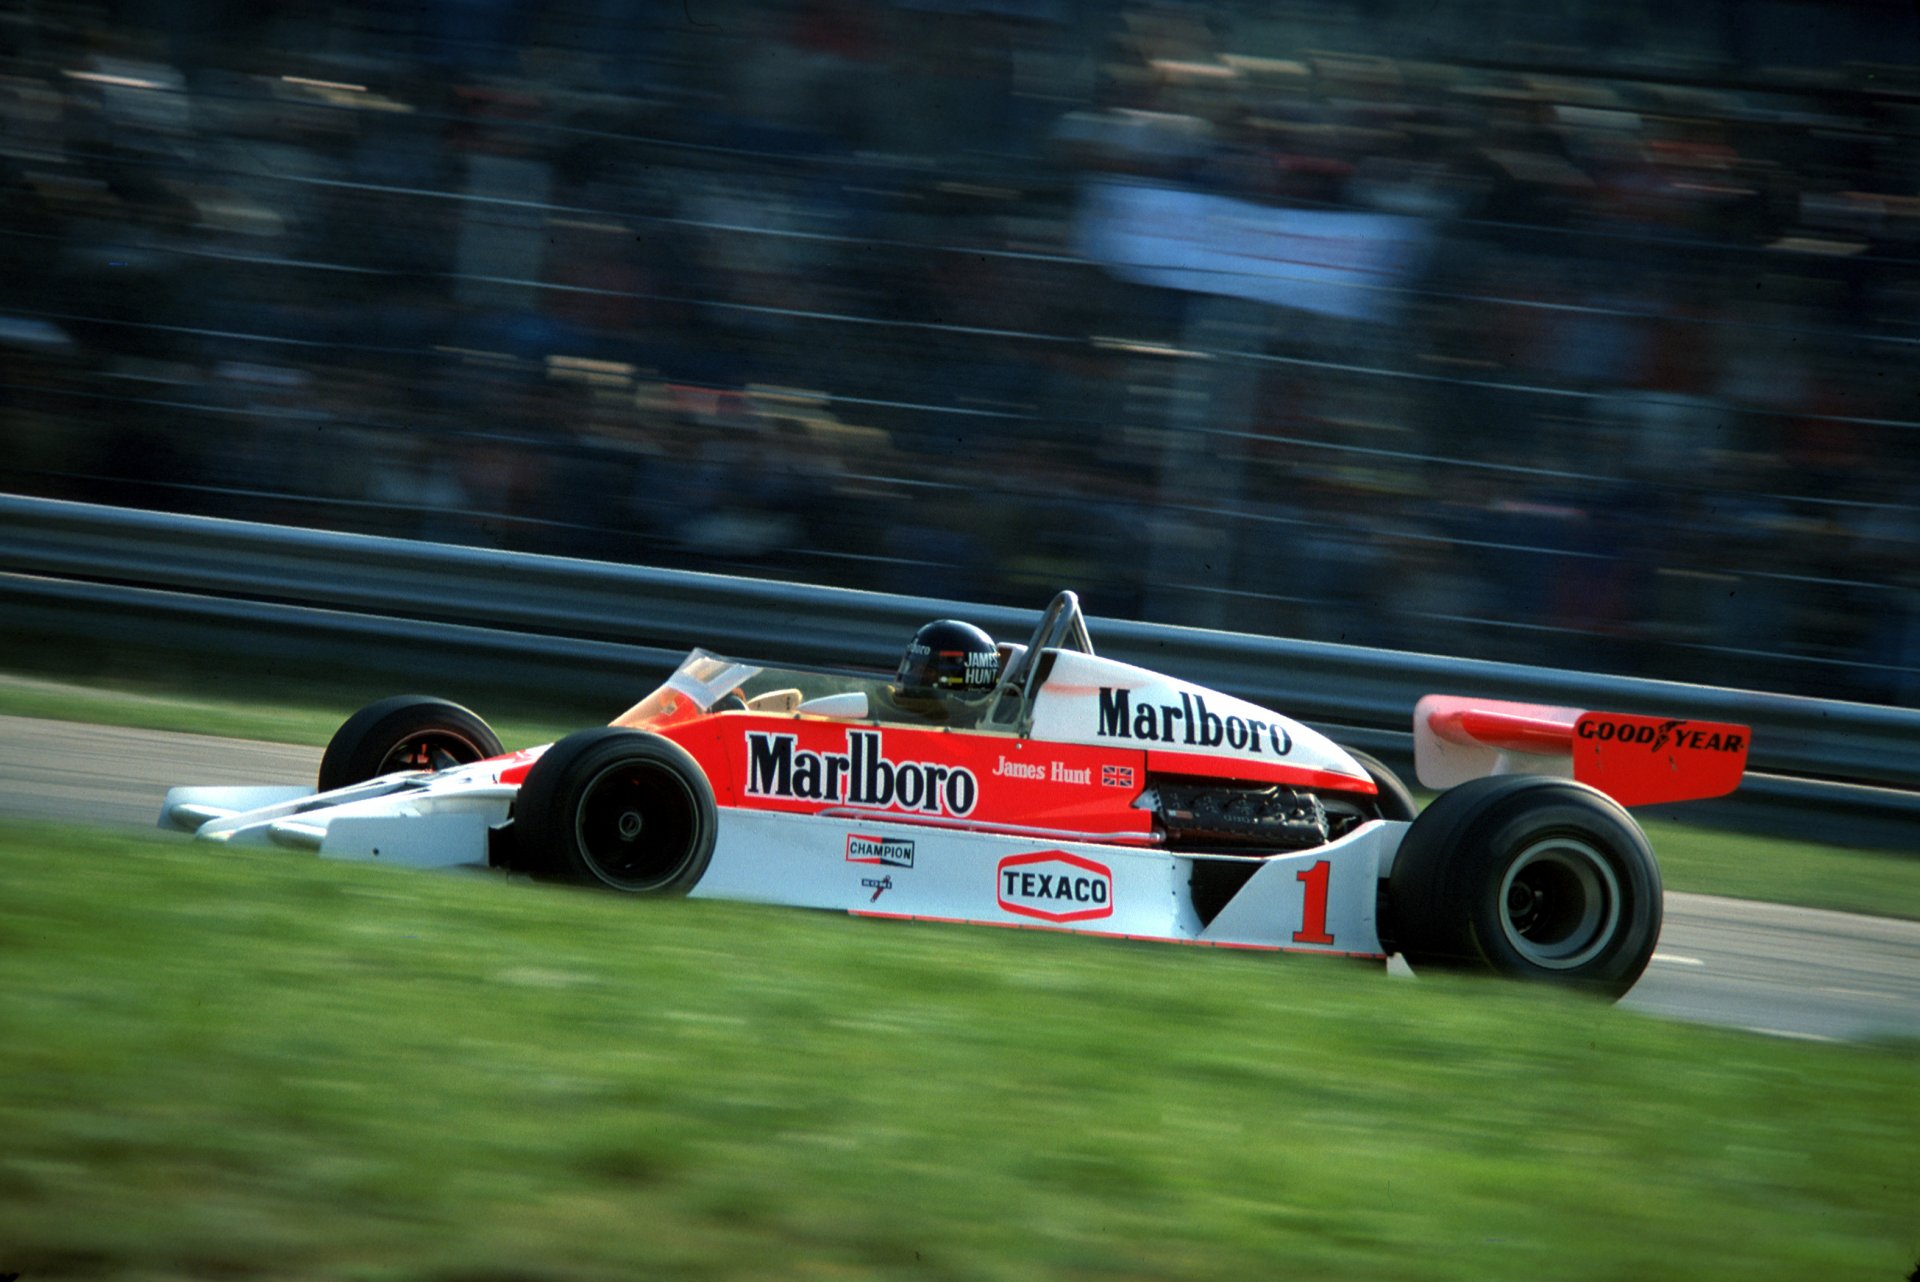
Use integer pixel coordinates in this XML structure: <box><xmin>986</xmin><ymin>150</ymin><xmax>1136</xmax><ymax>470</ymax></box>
<box><xmin>4</xmin><ymin>493</ymin><xmax>1919</xmax><ymax>803</ymax></box>
<box><xmin>0</xmin><ymin>571</ymin><xmax>686</xmax><ymax>706</ymax></box>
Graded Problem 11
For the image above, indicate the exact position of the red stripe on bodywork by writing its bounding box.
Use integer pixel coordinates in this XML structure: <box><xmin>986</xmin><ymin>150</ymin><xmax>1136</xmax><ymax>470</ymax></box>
<box><xmin>661</xmin><ymin>714</ymin><xmax>1158</xmax><ymax>837</ymax></box>
<box><xmin>1427</xmin><ymin>707</ymin><xmax>1574</xmax><ymax>756</ymax></box>
<box><xmin>1145</xmin><ymin>749</ymin><xmax>1376</xmax><ymax>794</ymax></box>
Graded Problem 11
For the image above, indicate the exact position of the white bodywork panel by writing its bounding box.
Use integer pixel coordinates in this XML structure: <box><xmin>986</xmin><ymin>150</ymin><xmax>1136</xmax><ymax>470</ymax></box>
<box><xmin>693</xmin><ymin>808</ymin><xmax>1198</xmax><ymax>936</ymax></box>
<box><xmin>162</xmin><ymin>770</ymin><xmax>515</xmax><ymax>870</ymax></box>
<box><xmin>693</xmin><ymin>807</ymin><xmax>1397</xmax><ymax>956</ymax></box>
<box><xmin>1029</xmin><ymin>651</ymin><xmax>1369</xmax><ymax>785</ymax></box>
<box><xmin>163</xmin><ymin>780</ymin><xmax>1399</xmax><ymax>957</ymax></box>
<box><xmin>163</xmin><ymin>785</ymin><xmax>315</xmax><ymax>832</ymax></box>
<box><xmin>1413</xmin><ymin>693</ymin><xmax>1578</xmax><ymax>791</ymax></box>
<box><xmin>1196</xmin><ymin>829</ymin><xmax>1393</xmax><ymax>952</ymax></box>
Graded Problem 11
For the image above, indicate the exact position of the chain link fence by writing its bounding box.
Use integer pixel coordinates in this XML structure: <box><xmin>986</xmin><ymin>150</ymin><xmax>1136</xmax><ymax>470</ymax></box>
<box><xmin>2</xmin><ymin>0</ymin><xmax>1917</xmax><ymax>705</ymax></box>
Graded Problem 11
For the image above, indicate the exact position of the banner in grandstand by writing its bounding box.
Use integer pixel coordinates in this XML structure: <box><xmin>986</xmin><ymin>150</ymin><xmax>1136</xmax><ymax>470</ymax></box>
<box><xmin>1076</xmin><ymin>181</ymin><xmax>1427</xmax><ymax>323</ymax></box>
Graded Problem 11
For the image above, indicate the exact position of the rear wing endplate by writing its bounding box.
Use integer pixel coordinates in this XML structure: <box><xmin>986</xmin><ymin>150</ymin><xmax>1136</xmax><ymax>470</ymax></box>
<box><xmin>1414</xmin><ymin>695</ymin><xmax>1749</xmax><ymax>807</ymax></box>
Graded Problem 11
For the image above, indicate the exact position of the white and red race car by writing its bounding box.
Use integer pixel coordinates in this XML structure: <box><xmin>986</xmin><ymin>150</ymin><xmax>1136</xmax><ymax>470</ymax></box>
<box><xmin>161</xmin><ymin>591</ymin><xmax>1750</xmax><ymax>999</ymax></box>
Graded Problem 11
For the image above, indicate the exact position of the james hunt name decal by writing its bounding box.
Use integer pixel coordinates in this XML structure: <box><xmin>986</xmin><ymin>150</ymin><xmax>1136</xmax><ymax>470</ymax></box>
<box><xmin>992</xmin><ymin>756</ymin><xmax>1093</xmax><ymax>785</ymax></box>
<box><xmin>746</xmin><ymin>730</ymin><xmax>979</xmax><ymax>816</ymax></box>
<box><xmin>1097</xmin><ymin>687</ymin><xmax>1292</xmax><ymax>755</ymax></box>
<box><xmin>997</xmin><ymin>851</ymin><xmax>1113</xmax><ymax>924</ymax></box>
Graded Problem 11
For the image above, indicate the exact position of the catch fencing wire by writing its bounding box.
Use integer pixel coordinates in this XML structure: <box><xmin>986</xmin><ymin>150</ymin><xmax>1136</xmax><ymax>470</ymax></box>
<box><xmin>21</xmin><ymin>128</ymin><xmax>1920</xmax><ymax>353</ymax></box>
<box><xmin>8</xmin><ymin>201</ymin><xmax>1918</xmax><ymax>446</ymax></box>
<box><xmin>5</xmin><ymin>103</ymin><xmax>1916</xmax><ymax>691</ymax></box>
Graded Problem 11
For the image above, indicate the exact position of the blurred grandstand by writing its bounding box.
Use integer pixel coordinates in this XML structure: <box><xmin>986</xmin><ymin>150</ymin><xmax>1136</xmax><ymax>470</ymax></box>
<box><xmin>1</xmin><ymin>0</ymin><xmax>1915</xmax><ymax>705</ymax></box>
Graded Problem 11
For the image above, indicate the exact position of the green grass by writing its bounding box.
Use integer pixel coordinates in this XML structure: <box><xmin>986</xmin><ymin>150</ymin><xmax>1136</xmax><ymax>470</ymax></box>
<box><xmin>0</xmin><ymin>820</ymin><xmax>1913</xmax><ymax>1282</ymax></box>
<box><xmin>0</xmin><ymin>671</ymin><xmax>587</xmax><ymax>755</ymax></box>
<box><xmin>4</xmin><ymin>669</ymin><xmax>1920</xmax><ymax>921</ymax></box>
<box><xmin>1644</xmin><ymin>818</ymin><xmax>1920</xmax><ymax>919</ymax></box>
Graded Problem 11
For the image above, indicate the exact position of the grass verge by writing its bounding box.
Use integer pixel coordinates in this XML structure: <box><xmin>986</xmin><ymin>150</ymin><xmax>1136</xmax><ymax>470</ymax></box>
<box><xmin>0</xmin><ymin>820</ymin><xmax>1914</xmax><ymax>1282</ymax></box>
<box><xmin>0</xmin><ymin>671</ymin><xmax>587</xmax><ymax>756</ymax></box>
<box><xmin>1641</xmin><ymin>817</ymin><xmax>1920</xmax><ymax>920</ymax></box>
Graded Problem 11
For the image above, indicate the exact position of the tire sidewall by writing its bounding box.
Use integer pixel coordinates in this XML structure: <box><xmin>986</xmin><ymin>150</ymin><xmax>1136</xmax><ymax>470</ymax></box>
<box><xmin>1389</xmin><ymin>777</ymin><xmax>1662</xmax><ymax>998</ymax></box>
<box><xmin>1453</xmin><ymin>791</ymin><xmax>1662</xmax><ymax>991</ymax></box>
<box><xmin>319</xmin><ymin>696</ymin><xmax>503</xmax><ymax>793</ymax></box>
<box><xmin>517</xmin><ymin>728</ymin><xmax>717</xmax><ymax>895</ymax></box>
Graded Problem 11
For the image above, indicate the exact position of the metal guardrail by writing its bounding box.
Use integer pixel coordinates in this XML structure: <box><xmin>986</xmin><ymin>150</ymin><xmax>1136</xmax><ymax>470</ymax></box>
<box><xmin>5</xmin><ymin>494</ymin><xmax>1920</xmax><ymax>811</ymax></box>
<box><xmin>0</xmin><ymin>571</ymin><xmax>688</xmax><ymax>703</ymax></box>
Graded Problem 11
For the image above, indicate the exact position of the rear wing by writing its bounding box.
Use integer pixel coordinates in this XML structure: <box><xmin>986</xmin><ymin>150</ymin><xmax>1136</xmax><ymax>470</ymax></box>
<box><xmin>1414</xmin><ymin>695</ymin><xmax>1749</xmax><ymax>807</ymax></box>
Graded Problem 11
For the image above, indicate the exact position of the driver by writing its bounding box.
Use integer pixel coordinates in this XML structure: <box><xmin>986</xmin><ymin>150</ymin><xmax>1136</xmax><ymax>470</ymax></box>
<box><xmin>879</xmin><ymin>619</ymin><xmax>1001</xmax><ymax>725</ymax></box>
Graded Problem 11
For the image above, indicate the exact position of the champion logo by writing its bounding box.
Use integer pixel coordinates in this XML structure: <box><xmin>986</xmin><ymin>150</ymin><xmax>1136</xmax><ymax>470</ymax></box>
<box><xmin>846</xmin><ymin>833</ymin><xmax>915</xmax><ymax>868</ymax></box>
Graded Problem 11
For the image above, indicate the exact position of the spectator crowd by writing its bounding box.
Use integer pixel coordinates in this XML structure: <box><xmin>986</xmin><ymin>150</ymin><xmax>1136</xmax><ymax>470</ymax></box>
<box><xmin>2</xmin><ymin>0</ymin><xmax>1917</xmax><ymax>704</ymax></box>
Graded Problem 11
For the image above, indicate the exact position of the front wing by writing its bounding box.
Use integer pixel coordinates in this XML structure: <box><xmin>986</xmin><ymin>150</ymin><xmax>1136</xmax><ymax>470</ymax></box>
<box><xmin>161</xmin><ymin>773</ymin><xmax>516</xmax><ymax>872</ymax></box>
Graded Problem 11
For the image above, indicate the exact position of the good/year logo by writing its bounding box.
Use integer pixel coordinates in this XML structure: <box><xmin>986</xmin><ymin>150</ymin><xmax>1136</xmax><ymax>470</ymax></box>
<box><xmin>996</xmin><ymin>851</ymin><xmax>1113</xmax><ymax>923</ymax></box>
<box><xmin>1576</xmin><ymin>717</ymin><xmax>1745</xmax><ymax>754</ymax></box>
<box><xmin>746</xmin><ymin>730</ymin><xmax>979</xmax><ymax>816</ymax></box>
<box><xmin>1569</xmin><ymin>710</ymin><xmax>1750</xmax><ymax>807</ymax></box>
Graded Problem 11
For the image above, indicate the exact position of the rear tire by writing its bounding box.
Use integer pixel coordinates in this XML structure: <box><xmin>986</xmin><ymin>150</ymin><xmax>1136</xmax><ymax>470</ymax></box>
<box><xmin>516</xmin><ymin>729</ymin><xmax>716</xmax><ymax>894</ymax></box>
<box><xmin>1340</xmin><ymin>746</ymin><xmax>1418</xmax><ymax>822</ymax></box>
<box><xmin>318</xmin><ymin>696</ymin><xmax>503</xmax><ymax>792</ymax></box>
<box><xmin>1387</xmin><ymin>776</ymin><xmax>1661</xmax><ymax>1000</ymax></box>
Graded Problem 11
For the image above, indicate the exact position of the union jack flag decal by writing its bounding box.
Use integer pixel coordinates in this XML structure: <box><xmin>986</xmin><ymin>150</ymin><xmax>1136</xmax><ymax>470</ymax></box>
<box><xmin>1101</xmin><ymin>764</ymin><xmax>1136</xmax><ymax>789</ymax></box>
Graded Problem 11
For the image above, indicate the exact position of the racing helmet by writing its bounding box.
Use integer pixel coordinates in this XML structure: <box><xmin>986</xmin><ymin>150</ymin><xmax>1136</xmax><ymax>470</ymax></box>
<box><xmin>897</xmin><ymin>619</ymin><xmax>1000</xmax><ymax>695</ymax></box>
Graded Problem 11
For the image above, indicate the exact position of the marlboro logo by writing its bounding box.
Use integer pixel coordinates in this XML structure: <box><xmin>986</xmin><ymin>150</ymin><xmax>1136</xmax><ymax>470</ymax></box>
<box><xmin>745</xmin><ymin>730</ymin><xmax>979</xmax><ymax>816</ymax></box>
<box><xmin>1095</xmin><ymin>687</ymin><xmax>1292</xmax><ymax>755</ymax></box>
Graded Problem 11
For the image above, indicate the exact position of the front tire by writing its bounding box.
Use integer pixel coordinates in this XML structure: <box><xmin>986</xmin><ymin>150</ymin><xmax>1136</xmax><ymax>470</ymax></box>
<box><xmin>1387</xmin><ymin>776</ymin><xmax>1661</xmax><ymax>1000</ymax></box>
<box><xmin>319</xmin><ymin>696</ymin><xmax>504</xmax><ymax>792</ymax></box>
<box><xmin>515</xmin><ymin>729</ymin><xmax>717</xmax><ymax>894</ymax></box>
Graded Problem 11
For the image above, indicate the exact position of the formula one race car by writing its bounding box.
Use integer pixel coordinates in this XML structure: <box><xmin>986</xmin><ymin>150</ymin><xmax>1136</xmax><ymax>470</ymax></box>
<box><xmin>161</xmin><ymin>591</ymin><xmax>1750</xmax><ymax>999</ymax></box>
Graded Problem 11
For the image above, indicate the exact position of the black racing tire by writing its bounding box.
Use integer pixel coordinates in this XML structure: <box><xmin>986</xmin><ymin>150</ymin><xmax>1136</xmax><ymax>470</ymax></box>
<box><xmin>1339</xmin><ymin>747</ymin><xmax>1419</xmax><ymax>957</ymax></box>
<box><xmin>1341</xmin><ymin>746</ymin><xmax>1419</xmax><ymax>822</ymax></box>
<box><xmin>318</xmin><ymin>695</ymin><xmax>504</xmax><ymax>792</ymax></box>
<box><xmin>1386</xmin><ymin>776</ymin><xmax>1662</xmax><ymax>1001</ymax></box>
<box><xmin>515</xmin><ymin>728</ymin><xmax>716</xmax><ymax>895</ymax></box>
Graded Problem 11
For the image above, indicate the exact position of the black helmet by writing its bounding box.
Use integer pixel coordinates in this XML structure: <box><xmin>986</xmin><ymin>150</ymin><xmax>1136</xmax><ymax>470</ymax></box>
<box><xmin>897</xmin><ymin>619</ymin><xmax>999</xmax><ymax>694</ymax></box>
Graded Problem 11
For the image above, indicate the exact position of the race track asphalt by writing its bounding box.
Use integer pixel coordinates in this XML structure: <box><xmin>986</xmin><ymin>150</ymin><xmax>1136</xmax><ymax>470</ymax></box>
<box><xmin>3</xmin><ymin>713</ymin><xmax>1915</xmax><ymax>1044</ymax></box>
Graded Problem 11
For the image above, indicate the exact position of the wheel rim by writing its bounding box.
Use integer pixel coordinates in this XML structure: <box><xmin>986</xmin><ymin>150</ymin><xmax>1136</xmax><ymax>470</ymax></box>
<box><xmin>1497</xmin><ymin>836</ymin><xmax>1622</xmax><ymax>970</ymax></box>
<box><xmin>573</xmin><ymin>760</ymin><xmax>701</xmax><ymax>891</ymax></box>
<box><xmin>378</xmin><ymin>730</ymin><xmax>488</xmax><ymax>776</ymax></box>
